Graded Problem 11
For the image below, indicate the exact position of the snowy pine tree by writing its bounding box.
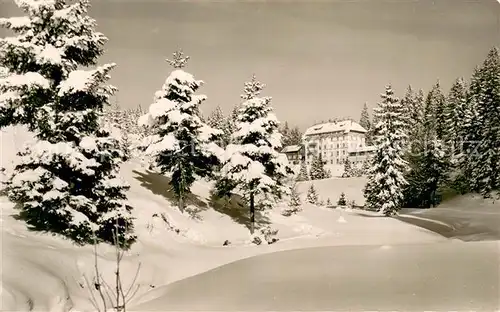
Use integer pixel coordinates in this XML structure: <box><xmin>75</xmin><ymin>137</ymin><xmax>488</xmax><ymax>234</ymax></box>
<box><xmin>306</xmin><ymin>184</ymin><xmax>318</xmax><ymax>204</ymax></box>
<box><xmin>363</xmin><ymin>85</ymin><xmax>408</xmax><ymax>216</ymax></box>
<box><xmin>218</xmin><ymin>75</ymin><xmax>293</xmax><ymax>233</ymax></box>
<box><xmin>296</xmin><ymin>160</ymin><xmax>309</xmax><ymax>181</ymax></box>
<box><xmin>289</xmin><ymin>182</ymin><xmax>301</xmax><ymax>207</ymax></box>
<box><xmin>207</xmin><ymin>105</ymin><xmax>224</xmax><ymax>128</ymax></box>
<box><xmin>326</xmin><ymin>198</ymin><xmax>332</xmax><ymax>207</ymax></box>
<box><xmin>359</xmin><ymin>102</ymin><xmax>371</xmax><ymax>132</ymax></box>
<box><xmin>0</xmin><ymin>0</ymin><xmax>135</xmax><ymax>248</ymax></box>
<box><xmin>445</xmin><ymin>77</ymin><xmax>468</xmax><ymax>160</ymax></box>
<box><xmin>400</xmin><ymin>86</ymin><xmax>415</xmax><ymax>141</ymax></box>
<box><xmin>342</xmin><ymin>159</ymin><xmax>353</xmax><ymax>178</ymax></box>
<box><xmin>468</xmin><ymin>48</ymin><xmax>500</xmax><ymax>196</ymax></box>
<box><xmin>206</xmin><ymin>105</ymin><xmax>232</xmax><ymax>148</ymax></box>
<box><xmin>425</xmin><ymin>81</ymin><xmax>447</xmax><ymax>141</ymax></box>
<box><xmin>403</xmin><ymin>93</ymin><xmax>450</xmax><ymax>209</ymax></box>
<box><xmin>280</xmin><ymin>122</ymin><xmax>302</xmax><ymax>146</ymax></box>
<box><xmin>138</xmin><ymin>51</ymin><xmax>223</xmax><ymax>210</ymax></box>
<box><xmin>310</xmin><ymin>154</ymin><xmax>327</xmax><ymax>180</ymax></box>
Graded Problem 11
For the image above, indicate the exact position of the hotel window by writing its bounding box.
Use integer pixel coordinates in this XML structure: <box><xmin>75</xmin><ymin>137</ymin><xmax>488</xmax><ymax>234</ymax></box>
<box><xmin>336</xmin><ymin>143</ymin><xmax>339</xmax><ymax>148</ymax></box>
<box><xmin>337</xmin><ymin>151</ymin><xmax>339</xmax><ymax>156</ymax></box>
<box><xmin>331</xmin><ymin>160</ymin><xmax>333</xmax><ymax>164</ymax></box>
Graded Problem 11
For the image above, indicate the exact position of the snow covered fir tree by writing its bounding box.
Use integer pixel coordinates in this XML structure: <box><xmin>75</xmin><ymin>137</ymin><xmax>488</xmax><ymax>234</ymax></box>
<box><xmin>342</xmin><ymin>159</ymin><xmax>354</xmax><ymax>178</ymax></box>
<box><xmin>0</xmin><ymin>0</ymin><xmax>135</xmax><ymax>248</ymax></box>
<box><xmin>206</xmin><ymin>105</ymin><xmax>232</xmax><ymax>148</ymax></box>
<box><xmin>306</xmin><ymin>184</ymin><xmax>318</xmax><ymax>204</ymax></box>
<box><xmin>364</xmin><ymin>85</ymin><xmax>408</xmax><ymax>216</ymax></box>
<box><xmin>216</xmin><ymin>74</ymin><xmax>293</xmax><ymax>233</ymax></box>
<box><xmin>309</xmin><ymin>154</ymin><xmax>328</xmax><ymax>180</ymax></box>
<box><xmin>138</xmin><ymin>50</ymin><xmax>223</xmax><ymax>211</ymax></box>
<box><xmin>296</xmin><ymin>160</ymin><xmax>309</xmax><ymax>181</ymax></box>
<box><xmin>464</xmin><ymin>48</ymin><xmax>500</xmax><ymax>197</ymax></box>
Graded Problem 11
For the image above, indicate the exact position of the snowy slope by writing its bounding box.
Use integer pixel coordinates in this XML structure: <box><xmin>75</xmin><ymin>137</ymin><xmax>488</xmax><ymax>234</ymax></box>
<box><xmin>0</xmin><ymin>126</ymin><xmax>446</xmax><ymax>312</ymax></box>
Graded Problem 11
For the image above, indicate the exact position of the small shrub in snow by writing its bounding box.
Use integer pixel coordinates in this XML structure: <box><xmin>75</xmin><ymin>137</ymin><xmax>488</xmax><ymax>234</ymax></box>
<box><xmin>337</xmin><ymin>192</ymin><xmax>347</xmax><ymax>206</ymax></box>
<box><xmin>260</xmin><ymin>226</ymin><xmax>279</xmax><ymax>244</ymax></box>
<box><xmin>326</xmin><ymin>198</ymin><xmax>332</xmax><ymax>207</ymax></box>
<box><xmin>306</xmin><ymin>184</ymin><xmax>318</xmax><ymax>204</ymax></box>
<box><xmin>251</xmin><ymin>235</ymin><xmax>263</xmax><ymax>245</ymax></box>
<box><xmin>223</xmin><ymin>239</ymin><xmax>231</xmax><ymax>246</ymax></box>
<box><xmin>250</xmin><ymin>226</ymin><xmax>279</xmax><ymax>245</ymax></box>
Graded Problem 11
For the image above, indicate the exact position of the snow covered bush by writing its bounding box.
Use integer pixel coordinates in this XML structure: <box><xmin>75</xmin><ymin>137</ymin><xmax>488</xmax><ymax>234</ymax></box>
<box><xmin>216</xmin><ymin>75</ymin><xmax>293</xmax><ymax>233</ymax></box>
<box><xmin>138</xmin><ymin>50</ymin><xmax>223</xmax><ymax>211</ymax></box>
<box><xmin>0</xmin><ymin>0</ymin><xmax>135</xmax><ymax>248</ymax></box>
<box><xmin>363</xmin><ymin>85</ymin><xmax>408</xmax><ymax>216</ymax></box>
<box><xmin>251</xmin><ymin>226</ymin><xmax>279</xmax><ymax>245</ymax></box>
<box><xmin>306</xmin><ymin>184</ymin><xmax>318</xmax><ymax>204</ymax></box>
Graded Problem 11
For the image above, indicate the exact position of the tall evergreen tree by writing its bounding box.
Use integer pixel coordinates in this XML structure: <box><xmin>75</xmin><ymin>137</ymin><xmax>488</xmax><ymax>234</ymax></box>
<box><xmin>363</xmin><ymin>85</ymin><xmax>408</xmax><ymax>216</ymax></box>
<box><xmin>359</xmin><ymin>102</ymin><xmax>371</xmax><ymax>131</ymax></box>
<box><xmin>425</xmin><ymin>81</ymin><xmax>447</xmax><ymax>140</ymax></box>
<box><xmin>287</xmin><ymin>126</ymin><xmax>303</xmax><ymax>146</ymax></box>
<box><xmin>207</xmin><ymin>105</ymin><xmax>231</xmax><ymax>148</ymax></box>
<box><xmin>445</xmin><ymin>77</ymin><xmax>468</xmax><ymax>159</ymax></box>
<box><xmin>0</xmin><ymin>0</ymin><xmax>135</xmax><ymax>248</ymax></box>
<box><xmin>306</xmin><ymin>184</ymin><xmax>318</xmax><ymax>204</ymax></box>
<box><xmin>403</xmin><ymin>100</ymin><xmax>450</xmax><ymax>209</ymax></box>
<box><xmin>309</xmin><ymin>154</ymin><xmax>327</xmax><ymax>180</ymax></box>
<box><xmin>342</xmin><ymin>159</ymin><xmax>353</xmax><ymax>178</ymax></box>
<box><xmin>296</xmin><ymin>160</ymin><xmax>309</xmax><ymax>181</ymax></box>
<box><xmin>400</xmin><ymin>85</ymin><xmax>415</xmax><ymax>129</ymax></box>
<box><xmin>139</xmin><ymin>50</ymin><xmax>223</xmax><ymax>210</ymax></box>
<box><xmin>469</xmin><ymin>48</ymin><xmax>500</xmax><ymax>196</ymax></box>
<box><xmin>281</xmin><ymin>123</ymin><xmax>303</xmax><ymax>146</ymax></box>
<box><xmin>458</xmin><ymin>67</ymin><xmax>481</xmax><ymax>187</ymax></box>
<box><xmin>218</xmin><ymin>75</ymin><xmax>292</xmax><ymax>233</ymax></box>
<box><xmin>407</xmin><ymin>89</ymin><xmax>425</xmax><ymax>144</ymax></box>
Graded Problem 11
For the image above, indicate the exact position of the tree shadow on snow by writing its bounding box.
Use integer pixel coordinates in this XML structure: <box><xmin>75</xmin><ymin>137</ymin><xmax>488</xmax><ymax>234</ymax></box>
<box><xmin>208</xmin><ymin>192</ymin><xmax>271</xmax><ymax>231</ymax></box>
<box><xmin>132</xmin><ymin>170</ymin><xmax>209</xmax><ymax>219</ymax></box>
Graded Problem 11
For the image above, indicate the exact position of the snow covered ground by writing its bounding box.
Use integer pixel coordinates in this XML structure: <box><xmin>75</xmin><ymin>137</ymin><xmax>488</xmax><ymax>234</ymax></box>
<box><xmin>0</xmin><ymin>126</ymin><xmax>454</xmax><ymax>312</ymax></box>
<box><xmin>297</xmin><ymin>176</ymin><xmax>368</xmax><ymax>206</ymax></box>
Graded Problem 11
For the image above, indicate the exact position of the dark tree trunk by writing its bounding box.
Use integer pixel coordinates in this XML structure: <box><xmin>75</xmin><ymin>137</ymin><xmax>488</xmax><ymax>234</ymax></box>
<box><xmin>250</xmin><ymin>191</ymin><xmax>255</xmax><ymax>234</ymax></box>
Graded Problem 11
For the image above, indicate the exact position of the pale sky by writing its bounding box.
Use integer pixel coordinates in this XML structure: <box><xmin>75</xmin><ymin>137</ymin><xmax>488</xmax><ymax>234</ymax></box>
<box><xmin>1</xmin><ymin>0</ymin><xmax>499</xmax><ymax>130</ymax></box>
